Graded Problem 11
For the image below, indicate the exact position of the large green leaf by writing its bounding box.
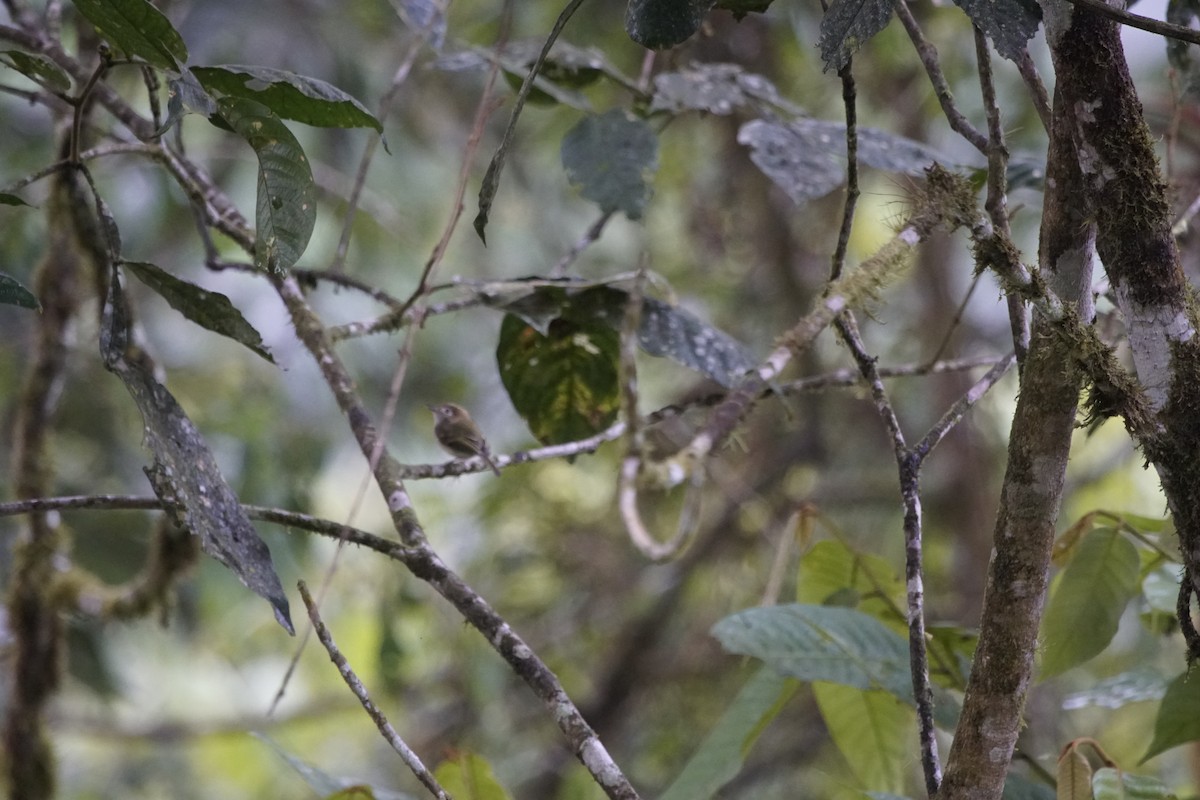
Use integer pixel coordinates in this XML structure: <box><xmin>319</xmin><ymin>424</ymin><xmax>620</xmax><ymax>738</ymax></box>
<box><xmin>796</xmin><ymin>540</ymin><xmax>906</xmax><ymax>626</ymax></box>
<box><xmin>814</xmin><ymin>683</ymin><xmax>912</xmax><ymax>794</ymax></box>
<box><xmin>497</xmin><ymin>313</ymin><xmax>620</xmax><ymax>445</ymax></box>
<box><xmin>659</xmin><ymin>668</ymin><xmax>795</xmax><ymax>800</ymax></box>
<box><xmin>124</xmin><ymin>261</ymin><xmax>273</xmax><ymax>362</ymax></box>
<box><xmin>217</xmin><ymin>96</ymin><xmax>317</xmax><ymax>275</ymax></box>
<box><xmin>70</xmin><ymin>0</ymin><xmax>187</xmax><ymax>71</ymax></box>
<box><xmin>1143</xmin><ymin>671</ymin><xmax>1200</xmax><ymax>762</ymax></box>
<box><xmin>1039</xmin><ymin>527</ymin><xmax>1140</xmax><ymax>678</ymax></box>
<box><xmin>0</xmin><ymin>271</ymin><xmax>39</xmax><ymax>310</ymax></box>
<box><xmin>194</xmin><ymin>66</ymin><xmax>381</xmax><ymax>131</ymax></box>
<box><xmin>0</xmin><ymin>50</ymin><xmax>71</xmax><ymax>92</ymax></box>
<box><xmin>561</xmin><ymin>109</ymin><xmax>658</xmax><ymax>220</ymax></box>
<box><xmin>626</xmin><ymin>0</ymin><xmax>715</xmax><ymax>50</ymax></box>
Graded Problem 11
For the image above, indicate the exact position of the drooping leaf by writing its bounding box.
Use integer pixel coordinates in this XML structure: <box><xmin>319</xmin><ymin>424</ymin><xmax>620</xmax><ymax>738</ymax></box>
<box><xmin>1142</xmin><ymin>671</ymin><xmax>1200</xmax><ymax>762</ymax></box>
<box><xmin>0</xmin><ymin>271</ymin><xmax>39</xmax><ymax>310</ymax></box>
<box><xmin>561</xmin><ymin>109</ymin><xmax>658</xmax><ymax>220</ymax></box>
<box><xmin>254</xmin><ymin>734</ymin><xmax>406</xmax><ymax>799</ymax></box>
<box><xmin>814</xmin><ymin>683</ymin><xmax>912</xmax><ymax>794</ymax></box>
<box><xmin>194</xmin><ymin>66</ymin><xmax>381</xmax><ymax>131</ymax></box>
<box><xmin>626</xmin><ymin>0</ymin><xmax>716</xmax><ymax>50</ymax></box>
<box><xmin>100</xmin><ymin>270</ymin><xmax>293</xmax><ymax>635</ymax></box>
<box><xmin>434</xmin><ymin>753</ymin><xmax>514</xmax><ymax>800</ymax></box>
<box><xmin>1039</xmin><ymin>527</ymin><xmax>1140</xmax><ymax>678</ymax></box>
<box><xmin>650</xmin><ymin>63</ymin><xmax>795</xmax><ymax>116</ymax></box>
<box><xmin>157</xmin><ymin>68</ymin><xmax>218</xmax><ymax>136</ymax></box>
<box><xmin>1093</xmin><ymin>768</ymin><xmax>1178</xmax><ymax>799</ymax></box>
<box><xmin>659</xmin><ymin>668</ymin><xmax>795</xmax><ymax>800</ymax></box>
<box><xmin>123</xmin><ymin>261</ymin><xmax>273</xmax><ymax>362</ymax></box>
<box><xmin>217</xmin><ymin>96</ymin><xmax>317</xmax><ymax>275</ymax></box>
<box><xmin>497</xmin><ymin>313</ymin><xmax>620</xmax><ymax>445</ymax></box>
<box><xmin>0</xmin><ymin>50</ymin><xmax>72</xmax><ymax>92</ymax></box>
<box><xmin>952</xmin><ymin>0</ymin><xmax>1041</xmax><ymax>62</ymax></box>
<box><xmin>0</xmin><ymin>192</ymin><xmax>33</xmax><ymax>207</ymax></box>
<box><xmin>70</xmin><ymin>0</ymin><xmax>188</xmax><ymax>71</ymax></box>
<box><xmin>819</xmin><ymin>0</ymin><xmax>897</xmax><ymax>73</ymax></box>
<box><xmin>1057</xmin><ymin>746</ymin><xmax>1093</xmax><ymax>800</ymax></box>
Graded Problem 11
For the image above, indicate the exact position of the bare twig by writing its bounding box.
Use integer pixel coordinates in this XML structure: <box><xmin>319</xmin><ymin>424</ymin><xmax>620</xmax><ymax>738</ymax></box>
<box><xmin>894</xmin><ymin>2</ymin><xmax>989</xmax><ymax>154</ymax></box>
<box><xmin>298</xmin><ymin>582</ymin><xmax>451</xmax><ymax>800</ymax></box>
<box><xmin>1015</xmin><ymin>50</ymin><xmax>1052</xmax><ymax>133</ymax></box>
<box><xmin>1062</xmin><ymin>0</ymin><xmax>1200</xmax><ymax>46</ymax></box>
<box><xmin>549</xmin><ymin>211</ymin><xmax>614</xmax><ymax>278</ymax></box>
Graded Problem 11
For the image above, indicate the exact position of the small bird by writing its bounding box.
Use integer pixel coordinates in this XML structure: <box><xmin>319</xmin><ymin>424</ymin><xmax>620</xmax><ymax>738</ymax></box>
<box><xmin>428</xmin><ymin>402</ymin><xmax>501</xmax><ymax>476</ymax></box>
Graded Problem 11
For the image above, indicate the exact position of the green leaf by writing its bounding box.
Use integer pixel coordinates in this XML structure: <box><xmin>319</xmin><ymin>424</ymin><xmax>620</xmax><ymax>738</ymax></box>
<box><xmin>0</xmin><ymin>192</ymin><xmax>33</xmax><ymax>207</ymax></box>
<box><xmin>0</xmin><ymin>271</ymin><xmax>40</xmax><ymax>310</ymax></box>
<box><xmin>1058</xmin><ymin>747</ymin><xmax>1093</xmax><ymax>800</ymax></box>
<box><xmin>951</xmin><ymin>0</ymin><xmax>1041</xmax><ymax>62</ymax></box>
<box><xmin>713</xmin><ymin>604</ymin><xmax>913</xmax><ymax>698</ymax></box>
<box><xmin>819</xmin><ymin>0</ymin><xmax>897</xmax><ymax>73</ymax></box>
<box><xmin>1039</xmin><ymin>527</ymin><xmax>1140</xmax><ymax>678</ymax></box>
<box><xmin>796</xmin><ymin>540</ymin><xmax>905</xmax><ymax>625</ymax></box>
<box><xmin>434</xmin><ymin>753</ymin><xmax>513</xmax><ymax>800</ymax></box>
<box><xmin>626</xmin><ymin>0</ymin><xmax>715</xmax><ymax>50</ymax></box>
<box><xmin>70</xmin><ymin>0</ymin><xmax>188</xmax><ymax>71</ymax></box>
<box><xmin>1142</xmin><ymin>671</ymin><xmax>1200</xmax><ymax>762</ymax></box>
<box><xmin>0</xmin><ymin>50</ymin><xmax>72</xmax><ymax>92</ymax></box>
<box><xmin>561</xmin><ymin>110</ymin><xmax>658</xmax><ymax>220</ymax></box>
<box><xmin>194</xmin><ymin>66</ymin><xmax>382</xmax><ymax>131</ymax></box>
<box><xmin>1002</xmin><ymin>772</ymin><xmax>1056</xmax><ymax>800</ymax></box>
<box><xmin>814</xmin><ymin>683</ymin><xmax>912</xmax><ymax>794</ymax></box>
<box><xmin>123</xmin><ymin>261</ymin><xmax>274</xmax><ymax>362</ymax></box>
<box><xmin>217</xmin><ymin>96</ymin><xmax>317</xmax><ymax>275</ymax></box>
<box><xmin>497</xmin><ymin>313</ymin><xmax>620</xmax><ymax>445</ymax></box>
<box><xmin>100</xmin><ymin>272</ymin><xmax>292</xmax><ymax>634</ymax></box>
<box><xmin>1094</xmin><ymin>767</ymin><xmax>1179</xmax><ymax>799</ymax></box>
<box><xmin>659</xmin><ymin>667</ymin><xmax>795</xmax><ymax>800</ymax></box>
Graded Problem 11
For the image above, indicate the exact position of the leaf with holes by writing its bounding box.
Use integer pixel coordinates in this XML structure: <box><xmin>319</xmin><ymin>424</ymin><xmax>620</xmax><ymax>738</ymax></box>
<box><xmin>70</xmin><ymin>0</ymin><xmax>187</xmax><ymax>71</ymax></box>
<box><xmin>218</xmin><ymin>97</ymin><xmax>316</xmax><ymax>275</ymax></box>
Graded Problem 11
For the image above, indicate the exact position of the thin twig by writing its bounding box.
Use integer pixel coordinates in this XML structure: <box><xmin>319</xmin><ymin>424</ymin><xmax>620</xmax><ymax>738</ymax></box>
<box><xmin>298</xmin><ymin>582</ymin><xmax>451</xmax><ymax>800</ymax></box>
<box><xmin>1015</xmin><ymin>49</ymin><xmax>1052</xmax><ymax>133</ymax></box>
<box><xmin>894</xmin><ymin>2</ymin><xmax>989</xmax><ymax>154</ymax></box>
<box><xmin>549</xmin><ymin>210</ymin><xmax>614</xmax><ymax>278</ymax></box>
<box><xmin>1062</xmin><ymin>0</ymin><xmax>1200</xmax><ymax>46</ymax></box>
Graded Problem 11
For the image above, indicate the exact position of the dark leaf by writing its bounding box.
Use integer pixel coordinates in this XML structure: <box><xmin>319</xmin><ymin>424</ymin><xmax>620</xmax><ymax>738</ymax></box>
<box><xmin>952</xmin><ymin>0</ymin><xmax>1041</xmax><ymax>62</ymax></box>
<box><xmin>100</xmin><ymin>271</ymin><xmax>292</xmax><ymax>634</ymax></box>
<box><xmin>737</xmin><ymin>119</ymin><xmax>846</xmax><ymax>202</ymax></box>
<box><xmin>0</xmin><ymin>192</ymin><xmax>33</xmax><ymax>207</ymax></box>
<box><xmin>124</xmin><ymin>261</ymin><xmax>274</xmax><ymax>362</ymax></box>
<box><xmin>70</xmin><ymin>0</ymin><xmax>188</xmax><ymax>71</ymax></box>
<box><xmin>819</xmin><ymin>0</ymin><xmax>897</xmax><ymax>73</ymax></box>
<box><xmin>194</xmin><ymin>66</ymin><xmax>382</xmax><ymax>131</ymax></box>
<box><xmin>651</xmin><ymin>63</ymin><xmax>794</xmax><ymax>115</ymax></box>
<box><xmin>626</xmin><ymin>0</ymin><xmax>716</xmax><ymax>50</ymax></box>
<box><xmin>497</xmin><ymin>314</ymin><xmax>620</xmax><ymax>445</ymax></box>
<box><xmin>0</xmin><ymin>271</ymin><xmax>40</xmax><ymax>310</ymax></box>
<box><xmin>561</xmin><ymin>109</ymin><xmax>658</xmax><ymax>220</ymax></box>
<box><xmin>434</xmin><ymin>44</ymin><xmax>595</xmax><ymax>109</ymax></box>
<box><xmin>217</xmin><ymin>96</ymin><xmax>317</xmax><ymax>275</ymax></box>
<box><xmin>716</xmin><ymin>0</ymin><xmax>774</xmax><ymax>19</ymax></box>
<box><xmin>0</xmin><ymin>50</ymin><xmax>72</xmax><ymax>92</ymax></box>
